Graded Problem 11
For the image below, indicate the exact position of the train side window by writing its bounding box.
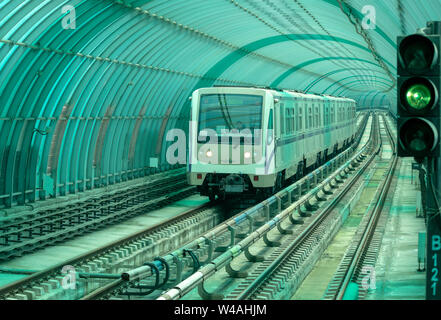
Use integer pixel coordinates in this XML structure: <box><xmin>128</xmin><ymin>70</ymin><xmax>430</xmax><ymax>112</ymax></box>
<box><xmin>330</xmin><ymin>105</ymin><xmax>334</xmax><ymax>124</ymax></box>
<box><xmin>320</xmin><ymin>106</ymin><xmax>322</xmax><ymax>127</ymax></box>
<box><xmin>328</xmin><ymin>104</ymin><xmax>331</xmax><ymax>125</ymax></box>
<box><xmin>304</xmin><ymin>106</ymin><xmax>308</xmax><ymax>130</ymax></box>
<box><xmin>295</xmin><ymin>104</ymin><xmax>299</xmax><ymax>132</ymax></box>
<box><xmin>290</xmin><ymin>108</ymin><xmax>295</xmax><ymax>133</ymax></box>
<box><xmin>268</xmin><ymin>109</ymin><xmax>273</xmax><ymax>130</ymax></box>
<box><xmin>313</xmin><ymin>105</ymin><xmax>316</xmax><ymax>128</ymax></box>
<box><xmin>320</xmin><ymin>105</ymin><xmax>322</xmax><ymax>127</ymax></box>
<box><xmin>340</xmin><ymin>103</ymin><xmax>343</xmax><ymax>122</ymax></box>
<box><xmin>280</xmin><ymin>103</ymin><xmax>285</xmax><ymax>135</ymax></box>
<box><xmin>325</xmin><ymin>105</ymin><xmax>329</xmax><ymax>126</ymax></box>
<box><xmin>287</xmin><ymin>107</ymin><xmax>296</xmax><ymax>134</ymax></box>
<box><xmin>308</xmin><ymin>107</ymin><xmax>313</xmax><ymax>129</ymax></box>
<box><xmin>308</xmin><ymin>105</ymin><xmax>311</xmax><ymax>129</ymax></box>
<box><xmin>291</xmin><ymin>108</ymin><xmax>296</xmax><ymax>133</ymax></box>
<box><xmin>298</xmin><ymin>106</ymin><xmax>303</xmax><ymax>131</ymax></box>
<box><xmin>334</xmin><ymin>104</ymin><xmax>337</xmax><ymax>123</ymax></box>
<box><xmin>289</xmin><ymin>108</ymin><xmax>293</xmax><ymax>133</ymax></box>
<box><xmin>304</xmin><ymin>106</ymin><xmax>307</xmax><ymax>130</ymax></box>
<box><xmin>315</xmin><ymin>106</ymin><xmax>319</xmax><ymax>128</ymax></box>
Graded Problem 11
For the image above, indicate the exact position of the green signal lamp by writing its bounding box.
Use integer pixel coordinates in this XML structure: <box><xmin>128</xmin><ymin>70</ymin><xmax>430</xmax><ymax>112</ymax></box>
<box><xmin>396</xmin><ymin>31</ymin><xmax>440</xmax><ymax>159</ymax></box>
<box><xmin>406</xmin><ymin>84</ymin><xmax>432</xmax><ymax>110</ymax></box>
<box><xmin>400</xmin><ymin>77</ymin><xmax>438</xmax><ymax>114</ymax></box>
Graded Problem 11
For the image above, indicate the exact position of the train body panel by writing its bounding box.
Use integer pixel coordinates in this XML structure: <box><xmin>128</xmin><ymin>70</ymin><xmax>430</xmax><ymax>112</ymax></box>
<box><xmin>187</xmin><ymin>87</ymin><xmax>356</xmax><ymax>199</ymax></box>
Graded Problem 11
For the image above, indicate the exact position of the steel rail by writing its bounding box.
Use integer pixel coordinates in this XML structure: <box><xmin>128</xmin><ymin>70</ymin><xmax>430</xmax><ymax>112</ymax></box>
<box><xmin>238</xmin><ymin>113</ymin><xmax>380</xmax><ymax>300</ymax></box>
<box><xmin>82</xmin><ymin>113</ymin><xmax>370</xmax><ymax>300</ymax></box>
<box><xmin>0</xmin><ymin>201</ymin><xmax>214</xmax><ymax>298</ymax></box>
<box><xmin>0</xmin><ymin>176</ymin><xmax>194</xmax><ymax>260</ymax></box>
<box><xmin>157</xmin><ymin>114</ymin><xmax>376</xmax><ymax>300</ymax></box>
<box><xmin>334</xmin><ymin>113</ymin><xmax>397</xmax><ymax>300</ymax></box>
<box><xmin>66</xmin><ymin>113</ymin><xmax>370</xmax><ymax>300</ymax></box>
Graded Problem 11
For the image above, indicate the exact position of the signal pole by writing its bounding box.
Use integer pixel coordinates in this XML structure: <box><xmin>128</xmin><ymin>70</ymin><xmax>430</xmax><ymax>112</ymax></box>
<box><xmin>425</xmin><ymin>157</ymin><xmax>441</xmax><ymax>299</ymax></box>
<box><xmin>424</xmin><ymin>21</ymin><xmax>441</xmax><ymax>301</ymax></box>
<box><xmin>397</xmin><ymin>21</ymin><xmax>441</xmax><ymax>300</ymax></box>
<box><xmin>434</xmin><ymin>21</ymin><xmax>441</xmax><ymax>301</ymax></box>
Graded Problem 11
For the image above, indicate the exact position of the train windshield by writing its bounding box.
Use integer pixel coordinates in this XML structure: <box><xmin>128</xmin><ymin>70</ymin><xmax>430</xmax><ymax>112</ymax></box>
<box><xmin>198</xmin><ymin>94</ymin><xmax>263</xmax><ymax>144</ymax></box>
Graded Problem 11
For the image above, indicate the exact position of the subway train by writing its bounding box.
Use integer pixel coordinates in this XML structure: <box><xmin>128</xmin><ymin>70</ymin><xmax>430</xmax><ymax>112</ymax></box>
<box><xmin>187</xmin><ymin>86</ymin><xmax>357</xmax><ymax>200</ymax></box>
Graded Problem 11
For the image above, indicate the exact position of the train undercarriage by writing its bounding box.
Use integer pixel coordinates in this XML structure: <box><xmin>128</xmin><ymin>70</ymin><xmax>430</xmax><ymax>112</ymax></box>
<box><xmin>197</xmin><ymin>137</ymin><xmax>354</xmax><ymax>202</ymax></box>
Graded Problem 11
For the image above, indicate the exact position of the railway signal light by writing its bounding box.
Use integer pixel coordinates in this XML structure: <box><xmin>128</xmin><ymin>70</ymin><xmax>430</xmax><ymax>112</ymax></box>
<box><xmin>397</xmin><ymin>33</ymin><xmax>441</xmax><ymax>159</ymax></box>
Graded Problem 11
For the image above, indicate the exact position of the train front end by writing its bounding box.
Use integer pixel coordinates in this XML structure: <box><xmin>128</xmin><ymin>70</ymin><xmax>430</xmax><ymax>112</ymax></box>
<box><xmin>187</xmin><ymin>87</ymin><xmax>276</xmax><ymax>200</ymax></box>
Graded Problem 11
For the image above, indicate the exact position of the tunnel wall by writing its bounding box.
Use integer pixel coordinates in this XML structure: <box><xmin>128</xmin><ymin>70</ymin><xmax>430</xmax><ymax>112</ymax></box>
<box><xmin>0</xmin><ymin>0</ymin><xmax>439</xmax><ymax>207</ymax></box>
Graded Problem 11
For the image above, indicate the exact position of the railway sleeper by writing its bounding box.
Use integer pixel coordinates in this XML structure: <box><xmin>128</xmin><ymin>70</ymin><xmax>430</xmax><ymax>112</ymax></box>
<box><xmin>244</xmin><ymin>247</ymin><xmax>265</xmax><ymax>262</ymax></box>
<box><xmin>304</xmin><ymin>200</ymin><xmax>319</xmax><ymax>212</ymax></box>
<box><xmin>198</xmin><ymin>280</ymin><xmax>224</xmax><ymax>300</ymax></box>
<box><xmin>277</xmin><ymin>221</ymin><xmax>293</xmax><ymax>235</ymax></box>
<box><xmin>226</xmin><ymin>262</ymin><xmax>248</xmax><ymax>278</ymax></box>
<box><xmin>298</xmin><ymin>206</ymin><xmax>312</xmax><ymax>217</ymax></box>
<box><xmin>289</xmin><ymin>213</ymin><xmax>304</xmax><ymax>225</ymax></box>
<box><xmin>315</xmin><ymin>190</ymin><xmax>328</xmax><ymax>202</ymax></box>
<box><xmin>263</xmin><ymin>232</ymin><xmax>281</xmax><ymax>247</ymax></box>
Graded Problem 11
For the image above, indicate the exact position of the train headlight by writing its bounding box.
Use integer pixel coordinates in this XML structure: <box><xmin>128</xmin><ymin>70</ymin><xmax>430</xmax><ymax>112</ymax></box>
<box><xmin>244</xmin><ymin>151</ymin><xmax>251</xmax><ymax>159</ymax></box>
<box><xmin>206</xmin><ymin>150</ymin><xmax>213</xmax><ymax>158</ymax></box>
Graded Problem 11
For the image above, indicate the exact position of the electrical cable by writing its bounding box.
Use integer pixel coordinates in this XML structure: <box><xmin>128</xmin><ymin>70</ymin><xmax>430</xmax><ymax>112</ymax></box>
<box><xmin>336</xmin><ymin>0</ymin><xmax>396</xmax><ymax>92</ymax></box>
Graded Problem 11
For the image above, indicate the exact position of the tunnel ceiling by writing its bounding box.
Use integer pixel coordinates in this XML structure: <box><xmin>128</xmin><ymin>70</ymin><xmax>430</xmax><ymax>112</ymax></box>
<box><xmin>0</xmin><ymin>0</ymin><xmax>440</xmax><ymax>207</ymax></box>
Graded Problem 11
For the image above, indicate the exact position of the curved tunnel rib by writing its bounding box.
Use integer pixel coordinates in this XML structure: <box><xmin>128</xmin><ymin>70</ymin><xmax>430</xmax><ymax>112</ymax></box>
<box><xmin>0</xmin><ymin>0</ymin><xmax>440</xmax><ymax>208</ymax></box>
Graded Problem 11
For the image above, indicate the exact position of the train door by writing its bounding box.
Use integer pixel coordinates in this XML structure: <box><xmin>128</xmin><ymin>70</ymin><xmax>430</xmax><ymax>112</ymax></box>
<box><xmin>312</xmin><ymin>99</ymin><xmax>321</xmax><ymax>154</ymax></box>
<box><xmin>297</xmin><ymin>100</ymin><xmax>304</xmax><ymax>161</ymax></box>
<box><xmin>294</xmin><ymin>100</ymin><xmax>300</xmax><ymax>160</ymax></box>
<box><xmin>324</xmin><ymin>97</ymin><xmax>331</xmax><ymax>153</ymax></box>
<box><xmin>274</xmin><ymin>98</ymin><xmax>282</xmax><ymax>170</ymax></box>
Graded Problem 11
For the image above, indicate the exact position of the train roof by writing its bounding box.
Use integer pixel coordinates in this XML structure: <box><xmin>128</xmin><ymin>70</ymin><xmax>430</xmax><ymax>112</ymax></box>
<box><xmin>199</xmin><ymin>86</ymin><xmax>355</xmax><ymax>103</ymax></box>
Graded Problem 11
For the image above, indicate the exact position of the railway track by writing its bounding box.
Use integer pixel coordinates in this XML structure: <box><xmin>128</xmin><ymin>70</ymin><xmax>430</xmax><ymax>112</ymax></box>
<box><xmin>0</xmin><ymin>168</ymin><xmax>196</xmax><ymax>260</ymax></box>
<box><xmin>0</xmin><ymin>113</ymin><xmax>369</xmax><ymax>300</ymax></box>
<box><xmin>0</xmin><ymin>201</ymin><xmax>226</xmax><ymax>300</ymax></box>
<box><xmin>247</xmin><ymin>113</ymin><xmax>396</xmax><ymax>301</ymax></box>
<box><xmin>241</xmin><ymin>113</ymin><xmax>396</xmax><ymax>301</ymax></box>
<box><xmin>323</xmin><ymin>113</ymin><xmax>397</xmax><ymax>300</ymax></box>
<box><xmin>79</xmin><ymin>114</ymin><xmax>369</xmax><ymax>300</ymax></box>
<box><xmin>224</xmin><ymin>113</ymin><xmax>394</xmax><ymax>301</ymax></box>
<box><xmin>154</xmin><ymin>112</ymin><xmax>381</xmax><ymax>300</ymax></box>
